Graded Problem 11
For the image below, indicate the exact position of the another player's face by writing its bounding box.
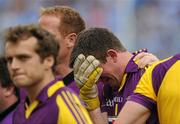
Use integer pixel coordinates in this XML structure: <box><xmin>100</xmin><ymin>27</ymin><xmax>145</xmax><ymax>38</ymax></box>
<box><xmin>0</xmin><ymin>84</ymin><xmax>5</xmax><ymax>111</ymax></box>
<box><xmin>5</xmin><ymin>37</ymin><xmax>47</xmax><ymax>88</ymax></box>
<box><xmin>39</xmin><ymin>15</ymin><xmax>68</xmax><ymax>64</ymax></box>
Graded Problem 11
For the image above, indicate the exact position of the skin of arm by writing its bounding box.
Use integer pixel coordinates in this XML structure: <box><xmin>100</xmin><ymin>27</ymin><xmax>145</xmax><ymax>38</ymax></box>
<box><xmin>89</xmin><ymin>107</ymin><xmax>108</xmax><ymax>124</ymax></box>
<box><xmin>114</xmin><ymin>101</ymin><xmax>150</xmax><ymax>124</ymax></box>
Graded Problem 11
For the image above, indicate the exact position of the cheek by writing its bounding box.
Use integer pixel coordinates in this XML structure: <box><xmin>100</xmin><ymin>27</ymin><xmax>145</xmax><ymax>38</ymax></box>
<box><xmin>102</xmin><ymin>67</ymin><xmax>112</xmax><ymax>75</ymax></box>
<box><xmin>26</xmin><ymin>62</ymin><xmax>43</xmax><ymax>73</ymax></box>
<box><xmin>56</xmin><ymin>35</ymin><xmax>64</xmax><ymax>44</ymax></box>
<box><xmin>58</xmin><ymin>41</ymin><xmax>66</xmax><ymax>52</ymax></box>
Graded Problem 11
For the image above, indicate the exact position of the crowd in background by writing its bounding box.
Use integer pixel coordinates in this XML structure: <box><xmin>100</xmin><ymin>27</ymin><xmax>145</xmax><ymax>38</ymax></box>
<box><xmin>0</xmin><ymin>0</ymin><xmax>180</xmax><ymax>58</ymax></box>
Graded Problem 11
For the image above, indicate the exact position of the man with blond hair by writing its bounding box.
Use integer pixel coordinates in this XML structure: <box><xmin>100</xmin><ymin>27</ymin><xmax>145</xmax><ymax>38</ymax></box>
<box><xmin>39</xmin><ymin>6</ymin><xmax>85</xmax><ymax>94</ymax></box>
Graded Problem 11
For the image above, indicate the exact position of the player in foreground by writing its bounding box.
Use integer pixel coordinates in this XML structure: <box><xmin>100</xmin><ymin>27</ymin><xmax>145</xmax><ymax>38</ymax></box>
<box><xmin>4</xmin><ymin>24</ymin><xmax>92</xmax><ymax>124</ymax></box>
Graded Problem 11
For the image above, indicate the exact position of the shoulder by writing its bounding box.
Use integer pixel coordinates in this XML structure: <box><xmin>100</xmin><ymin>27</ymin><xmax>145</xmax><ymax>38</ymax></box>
<box><xmin>49</xmin><ymin>81</ymin><xmax>80</xmax><ymax>104</ymax></box>
<box><xmin>47</xmin><ymin>80</ymin><xmax>76</xmax><ymax>97</ymax></box>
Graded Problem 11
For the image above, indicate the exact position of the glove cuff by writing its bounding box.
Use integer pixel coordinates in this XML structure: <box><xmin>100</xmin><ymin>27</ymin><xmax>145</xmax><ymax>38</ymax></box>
<box><xmin>81</xmin><ymin>95</ymin><xmax>100</xmax><ymax>111</ymax></box>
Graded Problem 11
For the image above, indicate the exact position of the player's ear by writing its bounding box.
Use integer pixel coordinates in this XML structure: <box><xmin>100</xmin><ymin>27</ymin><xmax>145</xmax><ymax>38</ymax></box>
<box><xmin>65</xmin><ymin>33</ymin><xmax>77</xmax><ymax>48</ymax></box>
<box><xmin>3</xmin><ymin>85</ymin><xmax>15</xmax><ymax>97</ymax></box>
<box><xmin>44</xmin><ymin>56</ymin><xmax>54</xmax><ymax>70</ymax></box>
<box><xmin>106</xmin><ymin>49</ymin><xmax>118</xmax><ymax>63</ymax></box>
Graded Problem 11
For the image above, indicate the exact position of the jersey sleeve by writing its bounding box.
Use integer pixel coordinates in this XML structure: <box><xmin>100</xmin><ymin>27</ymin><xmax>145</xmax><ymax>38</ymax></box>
<box><xmin>127</xmin><ymin>63</ymin><xmax>158</xmax><ymax>111</ymax></box>
<box><xmin>128</xmin><ymin>57</ymin><xmax>173</xmax><ymax>111</ymax></box>
<box><xmin>56</xmin><ymin>89</ymin><xmax>92</xmax><ymax>124</ymax></box>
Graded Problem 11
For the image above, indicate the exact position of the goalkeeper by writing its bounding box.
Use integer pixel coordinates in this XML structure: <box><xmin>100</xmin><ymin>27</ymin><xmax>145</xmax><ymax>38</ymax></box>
<box><xmin>70</xmin><ymin>27</ymin><xmax>159</xmax><ymax>124</ymax></box>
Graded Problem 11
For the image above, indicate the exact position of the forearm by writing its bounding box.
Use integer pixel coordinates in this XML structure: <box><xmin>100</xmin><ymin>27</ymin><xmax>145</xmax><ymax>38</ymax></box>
<box><xmin>114</xmin><ymin>101</ymin><xmax>150</xmax><ymax>124</ymax></box>
<box><xmin>89</xmin><ymin>108</ymin><xmax>108</xmax><ymax>124</ymax></box>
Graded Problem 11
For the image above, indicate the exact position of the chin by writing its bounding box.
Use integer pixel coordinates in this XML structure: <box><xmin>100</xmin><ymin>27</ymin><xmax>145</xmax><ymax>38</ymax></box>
<box><xmin>14</xmin><ymin>83</ymin><xmax>25</xmax><ymax>88</ymax></box>
<box><xmin>14</xmin><ymin>80</ymin><xmax>28</xmax><ymax>88</ymax></box>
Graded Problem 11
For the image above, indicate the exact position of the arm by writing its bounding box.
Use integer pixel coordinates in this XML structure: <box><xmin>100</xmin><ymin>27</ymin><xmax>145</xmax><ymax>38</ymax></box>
<box><xmin>114</xmin><ymin>101</ymin><xmax>150</xmax><ymax>124</ymax></box>
<box><xmin>89</xmin><ymin>108</ymin><xmax>108</xmax><ymax>124</ymax></box>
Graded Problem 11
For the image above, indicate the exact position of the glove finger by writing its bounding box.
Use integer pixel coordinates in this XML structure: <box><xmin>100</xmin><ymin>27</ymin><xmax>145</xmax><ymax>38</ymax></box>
<box><xmin>83</xmin><ymin>59</ymin><xmax>100</xmax><ymax>80</ymax></box>
<box><xmin>85</xmin><ymin>67</ymin><xmax>103</xmax><ymax>88</ymax></box>
<box><xmin>76</xmin><ymin>55</ymin><xmax>96</xmax><ymax>82</ymax></box>
<box><xmin>94</xmin><ymin>67</ymin><xmax>103</xmax><ymax>82</ymax></box>
<box><xmin>73</xmin><ymin>54</ymin><xmax>85</xmax><ymax>75</ymax></box>
<box><xmin>80</xmin><ymin>85</ymin><xmax>98</xmax><ymax>98</ymax></box>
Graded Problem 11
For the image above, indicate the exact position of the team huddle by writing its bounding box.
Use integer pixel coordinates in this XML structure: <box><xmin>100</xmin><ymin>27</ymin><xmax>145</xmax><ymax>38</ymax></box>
<box><xmin>0</xmin><ymin>6</ymin><xmax>179</xmax><ymax>124</ymax></box>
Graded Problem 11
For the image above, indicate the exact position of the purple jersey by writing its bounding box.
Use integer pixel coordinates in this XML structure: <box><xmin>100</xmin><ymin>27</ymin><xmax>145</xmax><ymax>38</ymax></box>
<box><xmin>13</xmin><ymin>77</ymin><xmax>92</xmax><ymax>124</ymax></box>
<box><xmin>0</xmin><ymin>101</ymin><xmax>19</xmax><ymax>124</ymax></box>
<box><xmin>98</xmin><ymin>54</ymin><xmax>159</xmax><ymax>124</ymax></box>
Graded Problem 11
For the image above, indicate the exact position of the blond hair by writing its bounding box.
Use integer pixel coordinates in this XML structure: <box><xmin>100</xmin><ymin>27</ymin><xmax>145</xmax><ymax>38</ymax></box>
<box><xmin>40</xmin><ymin>6</ymin><xmax>85</xmax><ymax>37</ymax></box>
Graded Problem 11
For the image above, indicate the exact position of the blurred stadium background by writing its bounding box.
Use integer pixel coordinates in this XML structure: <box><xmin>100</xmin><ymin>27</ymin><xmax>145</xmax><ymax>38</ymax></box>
<box><xmin>0</xmin><ymin>0</ymin><xmax>179</xmax><ymax>59</ymax></box>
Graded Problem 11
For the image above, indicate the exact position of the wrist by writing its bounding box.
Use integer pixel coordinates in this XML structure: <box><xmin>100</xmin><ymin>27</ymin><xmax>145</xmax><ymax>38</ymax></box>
<box><xmin>80</xmin><ymin>95</ymin><xmax>100</xmax><ymax>110</ymax></box>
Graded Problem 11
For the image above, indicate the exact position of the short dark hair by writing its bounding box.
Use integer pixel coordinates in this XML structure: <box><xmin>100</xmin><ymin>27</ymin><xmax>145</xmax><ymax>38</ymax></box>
<box><xmin>40</xmin><ymin>6</ymin><xmax>85</xmax><ymax>37</ymax></box>
<box><xmin>70</xmin><ymin>27</ymin><xmax>126</xmax><ymax>68</ymax></box>
<box><xmin>4</xmin><ymin>24</ymin><xmax>59</xmax><ymax>71</ymax></box>
<box><xmin>0</xmin><ymin>57</ymin><xmax>19</xmax><ymax>96</ymax></box>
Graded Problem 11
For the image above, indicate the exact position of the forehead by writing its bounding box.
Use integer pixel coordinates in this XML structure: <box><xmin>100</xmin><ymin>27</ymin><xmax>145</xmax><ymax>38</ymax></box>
<box><xmin>5</xmin><ymin>37</ymin><xmax>38</xmax><ymax>57</ymax></box>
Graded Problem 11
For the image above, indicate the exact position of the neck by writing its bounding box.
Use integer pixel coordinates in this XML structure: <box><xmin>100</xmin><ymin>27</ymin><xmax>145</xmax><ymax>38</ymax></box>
<box><xmin>26</xmin><ymin>71</ymin><xmax>55</xmax><ymax>103</ymax></box>
<box><xmin>55</xmin><ymin>50</ymin><xmax>73</xmax><ymax>77</ymax></box>
<box><xmin>55</xmin><ymin>62</ymin><xmax>73</xmax><ymax>78</ymax></box>
<box><xmin>118</xmin><ymin>51</ymin><xmax>133</xmax><ymax>84</ymax></box>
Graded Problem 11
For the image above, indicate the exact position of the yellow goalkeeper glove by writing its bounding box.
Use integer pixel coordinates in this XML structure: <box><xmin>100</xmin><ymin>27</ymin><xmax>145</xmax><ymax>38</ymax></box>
<box><xmin>73</xmin><ymin>54</ymin><xmax>103</xmax><ymax>110</ymax></box>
